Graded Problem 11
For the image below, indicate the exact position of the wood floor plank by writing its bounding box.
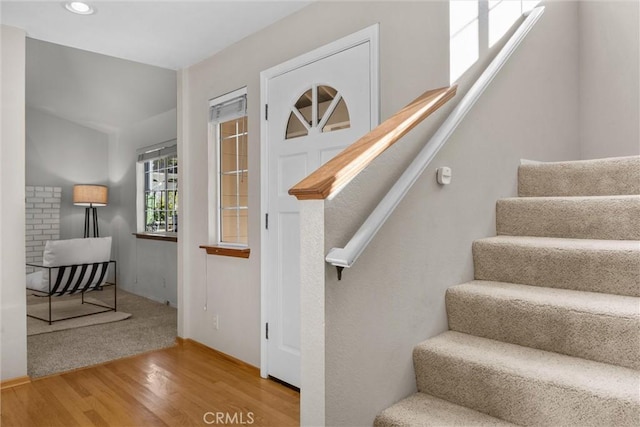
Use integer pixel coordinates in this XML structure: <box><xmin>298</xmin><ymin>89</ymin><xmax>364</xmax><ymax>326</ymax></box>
<box><xmin>83</xmin><ymin>409</ymin><xmax>110</xmax><ymax>427</ymax></box>
<box><xmin>29</xmin><ymin>379</ymin><xmax>88</xmax><ymax>426</ymax></box>
<box><xmin>1</xmin><ymin>341</ymin><xmax>300</xmax><ymax>426</ymax></box>
<box><xmin>216</xmin><ymin>381</ymin><xmax>298</xmax><ymax>426</ymax></box>
<box><xmin>11</xmin><ymin>381</ymin><xmax>66</xmax><ymax>426</ymax></box>
<box><xmin>98</xmin><ymin>363</ymin><xmax>183</xmax><ymax>421</ymax></box>
<box><xmin>0</xmin><ymin>389</ymin><xmax>30</xmax><ymax>427</ymax></box>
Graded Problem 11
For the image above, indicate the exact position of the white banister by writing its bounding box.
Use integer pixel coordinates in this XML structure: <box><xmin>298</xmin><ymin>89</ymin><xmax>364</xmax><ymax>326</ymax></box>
<box><xmin>326</xmin><ymin>6</ymin><xmax>545</xmax><ymax>271</ymax></box>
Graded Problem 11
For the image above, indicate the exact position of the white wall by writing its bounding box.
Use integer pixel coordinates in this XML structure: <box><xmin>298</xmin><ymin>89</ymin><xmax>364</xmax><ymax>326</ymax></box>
<box><xmin>180</xmin><ymin>0</ymin><xmax>453</xmax><ymax>369</ymax></box>
<box><xmin>1</xmin><ymin>25</ymin><xmax>28</xmax><ymax>381</ymax></box>
<box><xmin>109</xmin><ymin>109</ymin><xmax>178</xmax><ymax>305</ymax></box>
<box><xmin>579</xmin><ymin>0</ymin><xmax>640</xmax><ymax>159</ymax></box>
<box><xmin>26</xmin><ymin>107</ymin><xmax>110</xmax><ymax>240</ymax></box>
<box><xmin>325</xmin><ymin>2</ymin><xmax>581</xmax><ymax>424</ymax></box>
<box><xmin>180</xmin><ymin>0</ymin><xmax>584</xmax><ymax>423</ymax></box>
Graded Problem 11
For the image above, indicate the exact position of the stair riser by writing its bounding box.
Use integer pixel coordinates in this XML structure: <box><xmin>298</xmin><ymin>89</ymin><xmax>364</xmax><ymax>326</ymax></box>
<box><xmin>446</xmin><ymin>290</ymin><xmax>640</xmax><ymax>370</ymax></box>
<box><xmin>414</xmin><ymin>349</ymin><xmax>639</xmax><ymax>426</ymax></box>
<box><xmin>374</xmin><ymin>393</ymin><xmax>517</xmax><ymax>427</ymax></box>
<box><xmin>518</xmin><ymin>156</ymin><xmax>640</xmax><ymax>197</ymax></box>
<box><xmin>473</xmin><ymin>241</ymin><xmax>640</xmax><ymax>297</ymax></box>
<box><xmin>496</xmin><ymin>197</ymin><xmax>640</xmax><ymax>240</ymax></box>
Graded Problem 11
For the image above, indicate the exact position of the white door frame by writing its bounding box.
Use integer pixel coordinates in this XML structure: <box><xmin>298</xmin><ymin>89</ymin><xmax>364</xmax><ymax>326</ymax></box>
<box><xmin>259</xmin><ymin>24</ymin><xmax>380</xmax><ymax>379</ymax></box>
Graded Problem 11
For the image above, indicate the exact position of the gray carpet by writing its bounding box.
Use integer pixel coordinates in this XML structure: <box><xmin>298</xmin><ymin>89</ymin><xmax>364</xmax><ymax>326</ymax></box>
<box><xmin>28</xmin><ymin>297</ymin><xmax>132</xmax><ymax>335</ymax></box>
<box><xmin>27</xmin><ymin>289</ymin><xmax>177</xmax><ymax>378</ymax></box>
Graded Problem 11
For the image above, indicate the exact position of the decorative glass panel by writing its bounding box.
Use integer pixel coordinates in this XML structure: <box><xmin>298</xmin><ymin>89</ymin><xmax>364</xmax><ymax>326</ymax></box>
<box><xmin>322</xmin><ymin>97</ymin><xmax>350</xmax><ymax>133</ymax></box>
<box><xmin>317</xmin><ymin>85</ymin><xmax>338</xmax><ymax>123</ymax></box>
<box><xmin>285</xmin><ymin>85</ymin><xmax>350</xmax><ymax>139</ymax></box>
<box><xmin>294</xmin><ymin>88</ymin><xmax>313</xmax><ymax>126</ymax></box>
<box><xmin>286</xmin><ymin>111</ymin><xmax>309</xmax><ymax>139</ymax></box>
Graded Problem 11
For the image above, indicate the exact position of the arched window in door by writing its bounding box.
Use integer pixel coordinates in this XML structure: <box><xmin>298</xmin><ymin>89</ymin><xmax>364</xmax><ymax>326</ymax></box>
<box><xmin>285</xmin><ymin>85</ymin><xmax>350</xmax><ymax>139</ymax></box>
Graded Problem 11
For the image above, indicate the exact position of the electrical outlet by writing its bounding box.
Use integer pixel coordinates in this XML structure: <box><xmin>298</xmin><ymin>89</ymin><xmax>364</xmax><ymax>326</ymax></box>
<box><xmin>213</xmin><ymin>314</ymin><xmax>219</xmax><ymax>330</ymax></box>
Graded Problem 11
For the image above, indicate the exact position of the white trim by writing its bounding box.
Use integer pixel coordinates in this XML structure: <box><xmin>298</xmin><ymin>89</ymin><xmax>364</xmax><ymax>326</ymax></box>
<box><xmin>136</xmin><ymin>162</ymin><xmax>144</xmax><ymax>232</ymax></box>
<box><xmin>208</xmin><ymin>87</ymin><xmax>248</xmax><ymax>246</ymax></box>
<box><xmin>326</xmin><ymin>6</ymin><xmax>545</xmax><ymax>269</ymax></box>
<box><xmin>176</xmin><ymin>68</ymin><xmax>189</xmax><ymax>339</ymax></box>
<box><xmin>207</xmin><ymin>119</ymin><xmax>218</xmax><ymax>243</ymax></box>
<box><xmin>137</xmin><ymin>151</ymin><xmax>179</xmax><ymax>234</ymax></box>
<box><xmin>260</xmin><ymin>79</ymin><xmax>269</xmax><ymax>380</ymax></box>
<box><xmin>259</xmin><ymin>21</ymin><xmax>380</xmax><ymax>393</ymax></box>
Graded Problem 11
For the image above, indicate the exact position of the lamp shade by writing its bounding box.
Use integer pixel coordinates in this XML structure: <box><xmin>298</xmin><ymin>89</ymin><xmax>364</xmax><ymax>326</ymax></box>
<box><xmin>73</xmin><ymin>184</ymin><xmax>108</xmax><ymax>206</ymax></box>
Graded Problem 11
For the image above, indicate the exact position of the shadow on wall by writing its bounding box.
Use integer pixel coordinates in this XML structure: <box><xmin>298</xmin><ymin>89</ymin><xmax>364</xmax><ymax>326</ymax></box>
<box><xmin>26</xmin><ymin>107</ymin><xmax>111</xmax><ymax>240</ymax></box>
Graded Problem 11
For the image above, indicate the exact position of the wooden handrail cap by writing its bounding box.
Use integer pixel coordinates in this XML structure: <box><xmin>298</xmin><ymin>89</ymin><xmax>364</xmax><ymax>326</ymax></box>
<box><xmin>288</xmin><ymin>85</ymin><xmax>457</xmax><ymax>200</ymax></box>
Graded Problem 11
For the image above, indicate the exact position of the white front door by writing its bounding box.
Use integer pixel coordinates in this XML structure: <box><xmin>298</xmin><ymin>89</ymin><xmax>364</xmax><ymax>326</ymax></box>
<box><xmin>263</xmin><ymin>37</ymin><xmax>375</xmax><ymax>388</ymax></box>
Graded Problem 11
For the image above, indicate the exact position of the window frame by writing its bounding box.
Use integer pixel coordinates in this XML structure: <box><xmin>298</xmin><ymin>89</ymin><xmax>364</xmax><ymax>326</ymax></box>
<box><xmin>135</xmin><ymin>140</ymin><xmax>178</xmax><ymax>238</ymax></box>
<box><xmin>449</xmin><ymin>0</ymin><xmax>541</xmax><ymax>84</ymax></box>
<box><xmin>208</xmin><ymin>87</ymin><xmax>249</xmax><ymax>248</ymax></box>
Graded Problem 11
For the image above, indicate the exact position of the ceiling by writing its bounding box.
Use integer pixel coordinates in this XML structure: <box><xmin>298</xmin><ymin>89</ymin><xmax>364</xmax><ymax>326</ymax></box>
<box><xmin>26</xmin><ymin>38</ymin><xmax>178</xmax><ymax>134</ymax></box>
<box><xmin>1</xmin><ymin>1</ymin><xmax>312</xmax><ymax>70</ymax></box>
<box><xmin>3</xmin><ymin>1</ymin><xmax>311</xmax><ymax>134</ymax></box>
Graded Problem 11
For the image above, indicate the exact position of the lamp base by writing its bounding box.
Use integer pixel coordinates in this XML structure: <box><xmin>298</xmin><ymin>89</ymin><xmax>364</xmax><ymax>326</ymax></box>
<box><xmin>84</xmin><ymin>206</ymin><xmax>100</xmax><ymax>238</ymax></box>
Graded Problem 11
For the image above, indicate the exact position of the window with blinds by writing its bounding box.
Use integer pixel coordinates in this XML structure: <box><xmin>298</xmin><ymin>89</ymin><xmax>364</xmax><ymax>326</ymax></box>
<box><xmin>209</xmin><ymin>88</ymin><xmax>248</xmax><ymax>246</ymax></box>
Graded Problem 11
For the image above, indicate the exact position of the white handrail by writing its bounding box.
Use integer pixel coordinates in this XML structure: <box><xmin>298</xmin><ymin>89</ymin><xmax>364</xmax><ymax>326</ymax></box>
<box><xmin>326</xmin><ymin>6</ymin><xmax>545</xmax><ymax>270</ymax></box>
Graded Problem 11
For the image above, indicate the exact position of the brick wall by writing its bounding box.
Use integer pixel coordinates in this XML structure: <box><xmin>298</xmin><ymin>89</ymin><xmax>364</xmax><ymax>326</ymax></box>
<box><xmin>25</xmin><ymin>186</ymin><xmax>61</xmax><ymax>273</ymax></box>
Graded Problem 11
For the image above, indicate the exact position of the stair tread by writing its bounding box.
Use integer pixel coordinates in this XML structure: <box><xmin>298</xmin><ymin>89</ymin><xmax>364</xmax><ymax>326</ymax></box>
<box><xmin>473</xmin><ymin>235</ymin><xmax>640</xmax><ymax>296</ymax></box>
<box><xmin>500</xmin><ymin>194</ymin><xmax>640</xmax><ymax>202</ymax></box>
<box><xmin>496</xmin><ymin>195</ymin><xmax>640</xmax><ymax>240</ymax></box>
<box><xmin>518</xmin><ymin>156</ymin><xmax>640</xmax><ymax>197</ymax></box>
<box><xmin>374</xmin><ymin>393</ymin><xmax>516</xmax><ymax>427</ymax></box>
<box><xmin>475</xmin><ymin>235</ymin><xmax>640</xmax><ymax>252</ymax></box>
<box><xmin>521</xmin><ymin>156</ymin><xmax>640</xmax><ymax>168</ymax></box>
<box><xmin>415</xmin><ymin>331</ymin><xmax>640</xmax><ymax>400</ymax></box>
<box><xmin>449</xmin><ymin>280</ymin><xmax>640</xmax><ymax>318</ymax></box>
<box><xmin>447</xmin><ymin>281</ymin><xmax>640</xmax><ymax>369</ymax></box>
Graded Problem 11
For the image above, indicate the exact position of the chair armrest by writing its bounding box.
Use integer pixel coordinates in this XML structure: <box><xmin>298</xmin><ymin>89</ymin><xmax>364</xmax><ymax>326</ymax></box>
<box><xmin>26</xmin><ymin>261</ymin><xmax>115</xmax><ymax>269</ymax></box>
<box><xmin>26</xmin><ymin>263</ymin><xmax>49</xmax><ymax>269</ymax></box>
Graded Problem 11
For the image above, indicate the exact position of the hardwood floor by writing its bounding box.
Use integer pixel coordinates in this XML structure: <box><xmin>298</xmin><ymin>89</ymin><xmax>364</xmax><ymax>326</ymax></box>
<box><xmin>1</xmin><ymin>340</ymin><xmax>299</xmax><ymax>426</ymax></box>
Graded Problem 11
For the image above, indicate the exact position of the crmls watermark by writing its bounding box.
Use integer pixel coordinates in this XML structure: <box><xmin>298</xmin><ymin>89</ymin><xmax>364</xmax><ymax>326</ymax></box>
<box><xmin>203</xmin><ymin>411</ymin><xmax>255</xmax><ymax>425</ymax></box>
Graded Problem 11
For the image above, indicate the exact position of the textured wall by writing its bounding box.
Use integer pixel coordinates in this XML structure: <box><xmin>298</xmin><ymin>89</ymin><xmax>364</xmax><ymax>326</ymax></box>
<box><xmin>180</xmin><ymin>0</ymin><xmax>451</xmax><ymax>370</ymax></box>
<box><xmin>324</xmin><ymin>2</ymin><xmax>581</xmax><ymax>424</ymax></box>
<box><xmin>108</xmin><ymin>109</ymin><xmax>178</xmax><ymax>305</ymax></box>
<box><xmin>578</xmin><ymin>0</ymin><xmax>640</xmax><ymax>159</ymax></box>
<box><xmin>177</xmin><ymin>0</ymin><xmax>638</xmax><ymax>424</ymax></box>
<box><xmin>1</xmin><ymin>24</ymin><xmax>28</xmax><ymax>381</ymax></box>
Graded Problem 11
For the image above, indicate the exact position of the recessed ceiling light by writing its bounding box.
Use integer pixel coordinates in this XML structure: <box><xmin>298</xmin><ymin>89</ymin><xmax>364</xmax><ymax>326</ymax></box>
<box><xmin>64</xmin><ymin>2</ymin><xmax>95</xmax><ymax>15</ymax></box>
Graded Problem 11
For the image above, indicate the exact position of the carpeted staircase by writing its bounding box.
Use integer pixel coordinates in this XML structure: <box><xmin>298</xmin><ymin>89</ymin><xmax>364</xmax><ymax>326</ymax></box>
<box><xmin>375</xmin><ymin>156</ymin><xmax>640</xmax><ymax>426</ymax></box>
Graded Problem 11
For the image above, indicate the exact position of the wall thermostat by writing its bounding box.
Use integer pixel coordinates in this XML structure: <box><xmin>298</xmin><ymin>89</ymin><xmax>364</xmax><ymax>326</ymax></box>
<box><xmin>436</xmin><ymin>167</ymin><xmax>452</xmax><ymax>185</ymax></box>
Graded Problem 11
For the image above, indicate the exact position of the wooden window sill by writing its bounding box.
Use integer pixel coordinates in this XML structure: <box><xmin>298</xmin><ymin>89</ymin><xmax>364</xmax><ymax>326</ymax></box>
<box><xmin>133</xmin><ymin>233</ymin><xmax>178</xmax><ymax>243</ymax></box>
<box><xmin>199</xmin><ymin>245</ymin><xmax>250</xmax><ymax>259</ymax></box>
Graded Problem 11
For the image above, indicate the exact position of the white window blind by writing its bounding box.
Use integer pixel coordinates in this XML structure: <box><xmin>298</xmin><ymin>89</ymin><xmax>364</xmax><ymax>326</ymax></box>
<box><xmin>209</xmin><ymin>94</ymin><xmax>247</xmax><ymax>123</ymax></box>
<box><xmin>137</xmin><ymin>139</ymin><xmax>177</xmax><ymax>163</ymax></box>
